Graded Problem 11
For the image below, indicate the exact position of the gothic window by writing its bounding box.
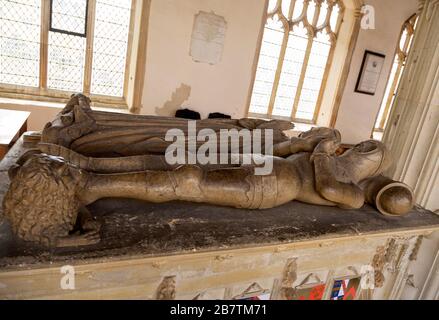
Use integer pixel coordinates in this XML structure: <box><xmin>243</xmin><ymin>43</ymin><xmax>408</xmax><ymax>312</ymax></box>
<box><xmin>248</xmin><ymin>0</ymin><xmax>344</xmax><ymax>123</ymax></box>
<box><xmin>373</xmin><ymin>14</ymin><xmax>418</xmax><ymax>140</ymax></box>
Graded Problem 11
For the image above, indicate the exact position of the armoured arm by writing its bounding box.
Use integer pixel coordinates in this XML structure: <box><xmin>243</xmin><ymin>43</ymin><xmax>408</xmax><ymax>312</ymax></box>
<box><xmin>273</xmin><ymin>136</ymin><xmax>323</xmax><ymax>157</ymax></box>
<box><xmin>312</xmin><ymin>138</ymin><xmax>365</xmax><ymax>209</ymax></box>
<box><xmin>273</xmin><ymin>127</ymin><xmax>341</xmax><ymax>157</ymax></box>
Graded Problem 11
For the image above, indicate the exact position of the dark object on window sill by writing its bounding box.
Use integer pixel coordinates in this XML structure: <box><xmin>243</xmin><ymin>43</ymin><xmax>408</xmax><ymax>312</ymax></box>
<box><xmin>208</xmin><ymin>112</ymin><xmax>231</xmax><ymax>119</ymax></box>
<box><xmin>175</xmin><ymin>109</ymin><xmax>201</xmax><ymax>120</ymax></box>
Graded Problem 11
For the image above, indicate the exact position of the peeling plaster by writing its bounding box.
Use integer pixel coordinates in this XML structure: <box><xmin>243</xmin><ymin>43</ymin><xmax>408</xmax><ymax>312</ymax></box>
<box><xmin>155</xmin><ymin>84</ymin><xmax>192</xmax><ymax>116</ymax></box>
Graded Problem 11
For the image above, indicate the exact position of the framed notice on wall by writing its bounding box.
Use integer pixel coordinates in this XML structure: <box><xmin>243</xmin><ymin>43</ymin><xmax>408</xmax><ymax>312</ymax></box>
<box><xmin>355</xmin><ymin>50</ymin><xmax>386</xmax><ymax>95</ymax></box>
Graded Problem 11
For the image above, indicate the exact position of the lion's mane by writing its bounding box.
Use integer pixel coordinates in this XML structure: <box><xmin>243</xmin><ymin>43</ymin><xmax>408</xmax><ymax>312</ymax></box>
<box><xmin>2</xmin><ymin>155</ymin><xmax>80</xmax><ymax>246</ymax></box>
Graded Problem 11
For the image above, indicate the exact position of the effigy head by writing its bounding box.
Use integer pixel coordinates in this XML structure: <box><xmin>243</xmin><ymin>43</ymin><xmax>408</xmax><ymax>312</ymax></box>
<box><xmin>2</xmin><ymin>154</ymin><xmax>83</xmax><ymax>246</ymax></box>
<box><xmin>342</xmin><ymin>140</ymin><xmax>393</xmax><ymax>182</ymax></box>
<box><xmin>42</xmin><ymin>93</ymin><xmax>96</xmax><ymax>147</ymax></box>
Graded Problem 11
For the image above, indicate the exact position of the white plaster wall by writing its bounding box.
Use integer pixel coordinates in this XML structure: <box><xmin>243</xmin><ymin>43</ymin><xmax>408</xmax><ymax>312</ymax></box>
<box><xmin>141</xmin><ymin>0</ymin><xmax>266</xmax><ymax>119</ymax></box>
<box><xmin>0</xmin><ymin>99</ymin><xmax>61</xmax><ymax>131</ymax></box>
<box><xmin>334</xmin><ymin>0</ymin><xmax>418</xmax><ymax>144</ymax></box>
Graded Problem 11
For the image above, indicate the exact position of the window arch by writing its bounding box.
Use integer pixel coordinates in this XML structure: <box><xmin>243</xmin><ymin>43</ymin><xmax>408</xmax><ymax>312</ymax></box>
<box><xmin>247</xmin><ymin>0</ymin><xmax>344</xmax><ymax>123</ymax></box>
<box><xmin>372</xmin><ymin>14</ymin><xmax>418</xmax><ymax>140</ymax></box>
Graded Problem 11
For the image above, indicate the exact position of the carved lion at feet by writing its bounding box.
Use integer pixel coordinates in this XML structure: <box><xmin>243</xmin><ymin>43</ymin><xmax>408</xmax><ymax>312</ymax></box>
<box><xmin>3</xmin><ymin>154</ymin><xmax>91</xmax><ymax>246</ymax></box>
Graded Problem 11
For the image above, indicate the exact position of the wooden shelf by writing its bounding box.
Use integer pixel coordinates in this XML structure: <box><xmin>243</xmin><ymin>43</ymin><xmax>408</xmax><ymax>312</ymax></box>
<box><xmin>0</xmin><ymin>109</ymin><xmax>30</xmax><ymax>160</ymax></box>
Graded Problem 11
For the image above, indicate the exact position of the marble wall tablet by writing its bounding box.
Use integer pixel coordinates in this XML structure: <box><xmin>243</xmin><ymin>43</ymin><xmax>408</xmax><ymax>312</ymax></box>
<box><xmin>190</xmin><ymin>11</ymin><xmax>227</xmax><ymax>65</ymax></box>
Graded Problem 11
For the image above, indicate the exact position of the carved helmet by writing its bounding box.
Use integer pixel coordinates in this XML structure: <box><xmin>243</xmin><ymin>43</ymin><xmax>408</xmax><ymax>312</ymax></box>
<box><xmin>343</xmin><ymin>140</ymin><xmax>393</xmax><ymax>182</ymax></box>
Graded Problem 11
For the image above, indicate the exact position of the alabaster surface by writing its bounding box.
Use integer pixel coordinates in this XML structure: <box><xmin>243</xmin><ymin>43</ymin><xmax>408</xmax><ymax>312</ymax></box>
<box><xmin>2</xmin><ymin>95</ymin><xmax>415</xmax><ymax>247</ymax></box>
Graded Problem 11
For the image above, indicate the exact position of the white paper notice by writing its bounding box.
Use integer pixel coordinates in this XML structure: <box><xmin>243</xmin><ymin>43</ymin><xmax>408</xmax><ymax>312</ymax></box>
<box><xmin>190</xmin><ymin>11</ymin><xmax>227</xmax><ymax>65</ymax></box>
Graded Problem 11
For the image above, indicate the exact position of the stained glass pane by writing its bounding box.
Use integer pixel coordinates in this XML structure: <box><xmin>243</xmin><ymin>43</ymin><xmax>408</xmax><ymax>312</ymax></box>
<box><xmin>296</xmin><ymin>33</ymin><xmax>331</xmax><ymax>120</ymax></box>
<box><xmin>90</xmin><ymin>0</ymin><xmax>132</xmax><ymax>97</ymax></box>
<box><xmin>291</xmin><ymin>0</ymin><xmax>304</xmax><ymax>20</ymax></box>
<box><xmin>281</xmin><ymin>0</ymin><xmax>291</xmax><ymax>18</ymax></box>
<box><xmin>48</xmin><ymin>31</ymin><xmax>86</xmax><ymax>92</ymax></box>
<box><xmin>272</xmin><ymin>25</ymin><xmax>308</xmax><ymax>117</ymax></box>
<box><xmin>249</xmin><ymin>17</ymin><xmax>284</xmax><ymax>115</ymax></box>
<box><xmin>0</xmin><ymin>0</ymin><xmax>41</xmax><ymax>87</ymax></box>
<box><xmin>48</xmin><ymin>0</ymin><xmax>87</xmax><ymax>92</ymax></box>
<box><xmin>399</xmin><ymin>29</ymin><xmax>409</xmax><ymax>52</ymax></box>
<box><xmin>268</xmin><ymin>0</ymin><xmax>278</xmax><ymax>13</ymax></box>
<box><xmin>51</xmin><ymin>0</ymin><xmax>87</xmax><ymax>35</ymax></box>
<box><xmin>317</xmin><ymin>1</ymin><xmax>329</xmax><ymax>27</ymax></box>
<box><xmin>375</xmin><ymin>60</ymin><xmax>397</xmax><ymax>128</ymax></box>
<box><xmin>307</xmin><ymin>0</ymin><xmax>316</xmax><ymax>25</ymax></box>
<box><xmin>330</xmin><ymin>3</ymin><xmax>341</xmax><ymax>31</ymax></box>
